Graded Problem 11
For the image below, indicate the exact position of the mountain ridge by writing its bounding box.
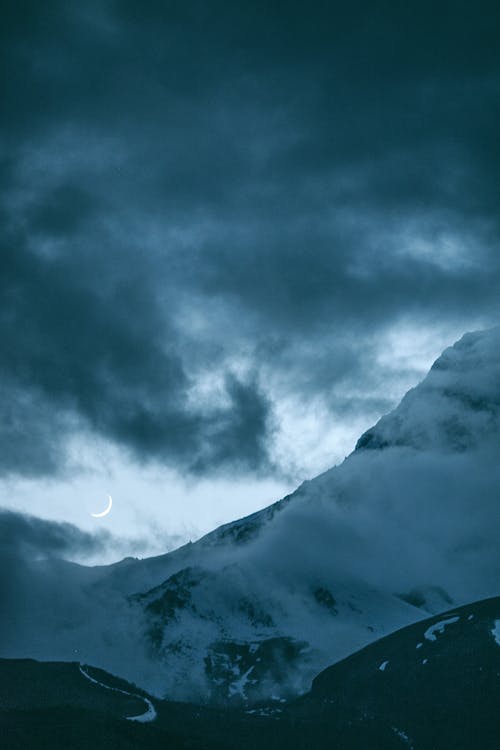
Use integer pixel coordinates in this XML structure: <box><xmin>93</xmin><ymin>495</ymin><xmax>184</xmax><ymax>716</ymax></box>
<box><xmin>2</xmin><ymin>327</ymin><xmax>500</xmax><ymax>706</ymax></box>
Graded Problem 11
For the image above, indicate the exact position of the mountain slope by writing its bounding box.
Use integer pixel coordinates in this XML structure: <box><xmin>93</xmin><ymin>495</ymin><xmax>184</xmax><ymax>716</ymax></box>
<box><xmin>0</xmin><ymin>659</ymin><xmax>148</xmax><ymax>719</ymax></box>
<box><xmin>356</xmin><ymin>327</ymin><xmax>500</xmax><ymax>453</ymax></box>
<box><xmin>2</xmin><ymin>327</ymin><xmax>500</xmax><ymax>704</ymax></box>
<box><xmin>2</xmin><ymin>596</ymin><xmax>499</xmax><ymax>749</ymax></box>
<box><xmin>285</xmin><ymin>595</ymin><xmax>500</xmax><ymax>749</ymax></box>
<box><xmin>0</xmin><ymin>659</ymin><xmax>212</xmax><ymax>750</ymax></box>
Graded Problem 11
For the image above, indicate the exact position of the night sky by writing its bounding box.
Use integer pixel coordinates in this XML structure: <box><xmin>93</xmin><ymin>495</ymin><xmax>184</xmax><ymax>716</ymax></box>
<box><xmin>2</xmin><ymin>1</ymin><xmax>500</xmax><ymax>558</ymax></box>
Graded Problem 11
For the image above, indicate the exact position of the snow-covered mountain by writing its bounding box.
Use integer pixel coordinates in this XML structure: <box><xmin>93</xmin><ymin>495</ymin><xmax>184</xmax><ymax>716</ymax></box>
<box><xmin>355</xmin><ymin>327</ymin><xmax>500</xmax><ymax>453</ymax></box>
<box><xmin>2</xmin><ymin>327</ymin><xmax>500</xmax><ymax>705</ymax></box>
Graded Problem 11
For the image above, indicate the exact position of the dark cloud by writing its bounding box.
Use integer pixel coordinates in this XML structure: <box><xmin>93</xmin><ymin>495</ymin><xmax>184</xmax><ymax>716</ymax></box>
<box><xmin>0</xmin><ymin>507</ymin><xmax>109</xmax><ymax>557</ymax></box>
<box><xmin>0</xmin><ymin>220</ymin><xmax>274</xmax><ymax>476</ymax></box>
<box><xmin>1</xmin><ymin>1</ymin><xmax>500</xmax><ymax>478</ymax></box>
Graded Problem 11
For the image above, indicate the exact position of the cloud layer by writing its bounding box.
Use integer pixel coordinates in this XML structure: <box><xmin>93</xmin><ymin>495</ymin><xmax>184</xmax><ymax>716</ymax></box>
<box><xmin>1</xmin><ymin>1</ymin><xmax>500</xmax><ymax>479</ymax></box>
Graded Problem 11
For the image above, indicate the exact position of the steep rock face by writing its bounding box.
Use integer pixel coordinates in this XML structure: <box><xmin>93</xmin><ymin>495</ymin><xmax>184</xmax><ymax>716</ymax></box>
<box><xmin>3</xmin><ymin>328</ymin><xmax>500</xmax><ymax>705</ymax></box>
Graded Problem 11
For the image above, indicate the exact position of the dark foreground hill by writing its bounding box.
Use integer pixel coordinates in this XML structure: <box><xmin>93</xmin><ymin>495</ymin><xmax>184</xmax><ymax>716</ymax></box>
<box><xmin>1</xmin><ymin>595</ymin><xmax>499</xmax><ymax>749</ymax></box>
<box><xmin>285</xmin><ymin>594</ymin><xmax>500</xmax><ymax>749</ymax></box>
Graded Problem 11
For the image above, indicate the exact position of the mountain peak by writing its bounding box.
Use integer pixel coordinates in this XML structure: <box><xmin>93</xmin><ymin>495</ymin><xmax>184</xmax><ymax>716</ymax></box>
<box><xmin>356</xmin><ymin>325</ymin><xmax>500</xmax><ymax>453</ymax></box>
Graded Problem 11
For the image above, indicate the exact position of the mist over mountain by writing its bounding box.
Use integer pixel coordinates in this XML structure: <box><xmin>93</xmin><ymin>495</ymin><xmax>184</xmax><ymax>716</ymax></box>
<box><xmin>1</xmin><ymin>327</ymin><xmax>500</xmax><ymax>705</ymax></box>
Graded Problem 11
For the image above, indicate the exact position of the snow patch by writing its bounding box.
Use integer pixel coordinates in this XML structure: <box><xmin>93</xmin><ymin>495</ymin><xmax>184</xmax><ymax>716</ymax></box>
<box><xmin>79</xmin><ymin>664</ymin><xmax>157</xmax><ymax>723</ymax></box>
<box><xmin>392</xmin><ymin>727</ymin><xmax>412</xmax><ymax>746</ymax></box>
<box><xmin>424</xmin><ymin>616</ymin><xmax>459</xmax><ymax>642</ymax></box>
<box><xmin>379</xmin><ymin>660</ymin><xmax>389</xmax><ymax>671</ymax></box>
<box><xmin>491</xmin><ymin>620</ymin><xmax>500</xmax><ymax>647</ymax></box>
<box><xmin>245</xmin><ymin>707</ymin><xmax>282</xmax><ymax>717</ymax></box>
<box><xmin>228</xmin><ymin>666</ymin><xmax>255</xmax><ymax>698</ymax></box>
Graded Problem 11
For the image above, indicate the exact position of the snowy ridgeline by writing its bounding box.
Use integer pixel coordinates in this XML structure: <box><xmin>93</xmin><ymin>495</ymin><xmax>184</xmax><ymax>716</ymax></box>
<box><xmin>2</xmin><ymin>327</ymin><xmax>500</xmax><ymax>704</ymax></box>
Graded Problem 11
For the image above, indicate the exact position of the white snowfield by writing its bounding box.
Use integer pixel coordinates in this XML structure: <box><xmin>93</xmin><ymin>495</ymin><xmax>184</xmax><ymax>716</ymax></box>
<box><xmin>79</xmin><ymin>664</ymin><xmax>157</xmax><ymax>723</ymax></box>
<box><xmin>378</xmin><ymin>660</ymin><xmax>389</xmax><ymax>671</ymax></box>
<box><xmin>423</xmin><ymin>616</ymin><xmax>460</xmax><ymax>642</ymax></box>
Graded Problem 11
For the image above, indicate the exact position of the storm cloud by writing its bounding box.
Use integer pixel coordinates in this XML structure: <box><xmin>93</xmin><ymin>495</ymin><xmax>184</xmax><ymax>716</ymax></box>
<box><xmin>0</xmin><ymin>506</ymin><xmax>113</xmax><ymax>557</ymax></box>
<box><xmin>1</xmin><ymin>1</ymin><xmax>500</xmax><ymax>479</ymax></box>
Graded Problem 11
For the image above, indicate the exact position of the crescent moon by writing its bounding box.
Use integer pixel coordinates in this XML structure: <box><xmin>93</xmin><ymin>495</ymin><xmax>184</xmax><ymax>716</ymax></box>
<box><xmin>91</xmin><ymin>495</ymin><xmax>113</xmax><ymax>518</ymax></box>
